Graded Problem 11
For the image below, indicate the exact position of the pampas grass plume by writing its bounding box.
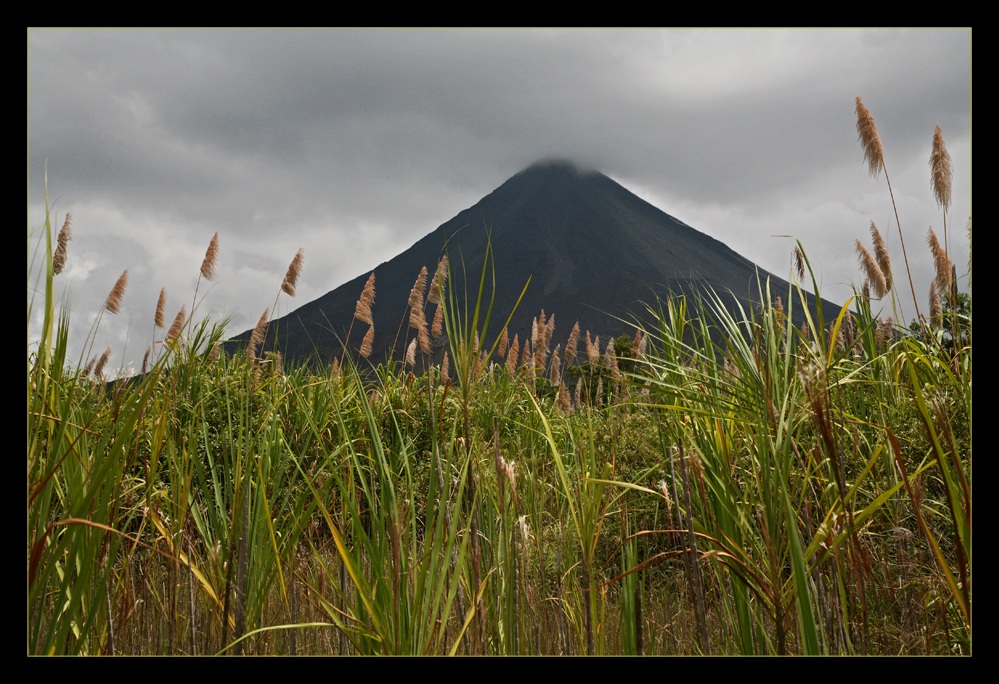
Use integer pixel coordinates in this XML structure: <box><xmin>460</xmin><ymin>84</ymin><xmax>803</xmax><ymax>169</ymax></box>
<box><xmin>360</xmin><ymin>325</ymin><xmax>374</xmax><ymax>358</ymax></box>
<box><xmin>431</xmin><ymin>305</ymin><xmax>444</xmax><ymax>339</ymax></box>
<box><xmin>93</xmin><ymin>347</ymin><xmax>112</xmax><ymax>381</ymax></box>
<box><xmin>53</xmin><ymin>213</ymin><xmax>72</xmax><ymax>275</ymax></box>
<box><xmin>408</xmin><ymin>266</ymin><xmax>428</xmax><ymax>310</ymax></box>
<box><xmin>929</xmin><ymin>282</ymin><xmax>943</xmax><ymax>327</ymax></box>
<box><xmin>201</xmin><ymin>232</ymin><xmax>220</xmax><ymax>281</ymax></box>
<box><xmin>247</xmin><ymin>308</ymin><xmax>269</xmax><ymax>359</ymax></box>
<box><xmin>355</xmin><ymin>273</ymin><xmax>375</xmax><ymax>325</ymax></box>
<box><xmin>427</xmin><ymin>255</ymin><xmax>448</xmax><ymax>305</ymax></box>
<box><xmin>869</xmin><ymin>222</ymin><xmax>893</xmax><ymax>292</ymax></box>
<box><xmin>565</xmin><ymin>322</ymin><xmax>580</xmax><ymax>365</ymax></box>
<box><xmin>927</xmin><ymin>227</ymin><xmax>952</xmax><ymax>295</ymax></box>
<box><xmin>105</xmin><ymin>270</ymin><xmax>129</xmax><ymax>315</ymax></box>
<box><xmin>166</xmin><ymin>305</ymin><xmax>187</xmax><ymax>343</ymax></box>
<box><xmin>855</xmin><ymin>97</ymin><xmax>885</xmax><ymax>178</ymax></box>
<box><xmin>855</xmin><ymin>239</ymin><xmax>888</xmax><ymax>299</ymax></box>
<box><xmin>930</xmin><ymin>124</ymin><xmax>953</xmax><ymax>212</ymax></box>
<box><xmin>155</xmin><ymin>288</ymin><xmax>167</xmax><ymax>329</ymax></box>
<box><xmin>281</xmin><ymin>249</ymin><xmax>304</xmax><ymax>297</ymax></box>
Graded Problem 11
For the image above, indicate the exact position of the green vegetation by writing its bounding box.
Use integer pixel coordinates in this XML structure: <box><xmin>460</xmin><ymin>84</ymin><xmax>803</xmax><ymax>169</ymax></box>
<box><xmin>28</xmin><ymin>104</ymin><xmax>970</xmax><ymax>655</ymax></box>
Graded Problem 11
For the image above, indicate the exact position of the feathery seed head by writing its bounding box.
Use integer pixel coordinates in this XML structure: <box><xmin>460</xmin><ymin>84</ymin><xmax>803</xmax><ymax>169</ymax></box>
<box><xmin>565</xmin><ymin>322</ymin><xmax>580</xmax><ymax>365</ymax></box>
<box><xmin>431</xmin><ymin>304</ymin><xmax>444</xmax><ymax>339</ymax></box>
<box><xmin>869</xmin><ymin>222</ymin><xmax>893</xmax><ymax>292</ymax></box>
<box><xmin>408</xmin><ymin>266</ymin><xmax>428</xmax><ymax>310</ymax></box>
<box><xmin>354</xmin><ymin>272</ymin><xmax>376</xmax><ymax>325</ymax></box>
<box><xmin>855</xmin><ymin>97</ymin><xmax>885</xmax><ymax>178</ymax></box>
<box><xmin>855</xmin><ymin>239</ymin><xmax>888</xmax><ymax>299</ymax></box>
<box><xmin>793</xmin><ymin>245</ymin><xmax>805</xmax><ymax>282</ymax></box>
<box><xmin>166</xmin><ymin>305</ymin><xmax>187</xmax><ymax>343</ymax></box>
<box><xmin>105</xmin><ymin>270</ymin><xmax>129</xmax><ymax>315</ymax></box>
<box><xmin>247</xmin><ymin>308</ymin><xmax>269</xmax><ymax>359</ymax></box>
<box><xmin>154</xmin><ymin>288</ymin><xmax>168</xmax><ymax>329</ymax></box>
<box><xmin>359</xmin><ymin>325</ymin><xmax>374</xmax><ymax>358</ymax></box>
<box><xmin>201</xmin><ymin>231</ymin><xmax>220</xmax><ymax>281</ymax></box>
<box><xmin>927</xmin><ymin>227</ymin><xmax>952</xmax><ymax>295</ymax></box>
<box><xmin>427</xmin><ymin>255</ymin><xmax>448</xmax><ymax>305</ymax></box>
<box><xmin>93</xmin><ymin>347</ymin><xmax>112</xmax><ymax>381</ymax></box>
<box><xmin>53</xmin><ymin>213</ymin><xmax>72</xmax><ymax>275</ymax></box>
<box><xmin>281</xmin><ymin>249</ymin><xmax>304</xmax><ymax>297</ymax></box>
<box><xmin>506</xmin><ymin>334</ymin><xmax>520</xmax><ymax>378</ymax></box>
<box><xmin>930</xmin><ymin>124</ymin><xmax>953</xmax><ymax>212</ymax></box>
<box><xmin>929</xmin><ymin>282</ymin><xmax>943</xmax><ymax>328</ymax></box>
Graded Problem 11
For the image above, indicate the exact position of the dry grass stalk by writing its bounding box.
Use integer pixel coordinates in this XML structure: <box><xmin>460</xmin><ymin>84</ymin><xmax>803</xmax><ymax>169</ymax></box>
<box><xmin>928</xmin><ymin>283</ymin><xmax>943</xmax><ymax>328</ymax></box>
<box><xmin>93</xmin><ymin>347</ymin><xmax>112</xmax><ymax>381</ymax></box>
<box><xmin>200</xmin><ymin>232</ymin><xmax>220</xmax><ymax>281</ymax></box>
<box><xmin>632</xmin><ymin>330</ymin><xmax>648</xmax><ymax>359</ymax></box>
<box><xmin>855</xmin><ymin>96</ymin><xmax>885</xmax><ymax>178</ymax></box>
<box><xmin>869</xmin><ymin>222</ymin><xmax>894</xmax><ymax>292</ymax></box>
<box><xmin>842</xmin><ymin>312</ymin><xmax>855</xmax><ymax>353</ymax></box>
<box><xmin>534</xmin><ymin>322</ymin><xmax>550</xmax><ymax>373</ymax></box>
<box><xmin>154</xmin><ymin>288</ymin><xmax>168</xmax><ymax>329</ymax></box>
<box><xmin>408</xmin><ymin>266</ymin><xmax>428</xmax><ymax>310</ymax></box>
<box><xmin>166</xmin><ymin>305</ymin><xmax>187</xmax><ymax>343</ymax></box>
<box><xmin>418</xmin><ymin>325</ymin><xmax>431</xmax><ymax>355</ymax></box>
<box><xmin>281</xmin><ymin>249</ymin><xmax>304</xmax><ymax>297</ymax></box>
<box><xmin>427</xmin><ymin>255</ymin><xmax>448</xmax><ymax>305</ymax></box>
<box><xmin>875</xmin><ymin>316</ymin><xmax>893</xmax><ymax>350</ymax></box>
<box><xmin>82</xmin><ymin>354</ymin><xmax>97</xmax><ymax>379</ymax></box>
<box><xmin>53</xmin><ymin>213</ymin><xmax>72</xmax><ymax>275</ymax></box>
<box><xmin>587</xmin><ymin>333</ymin><xmax>600</xmax><ymax>372</ymax></box>
<box><xmin>793</xmin><ymin>245</ymin><xmax>805</xmax><ymax>282</ymax></box>
<box><xmin>605</xmin><ymin>339</ymin><xmax>620</xmax><ymax>380</ymax></box>
<box><xmin>247</xmin><ymin>308</ymin><xmax>269</xmax><ymax>359</ymax></box>
<box><xmin>354</xmin><ymin>273</ymin><xmax>376</xmax><ymax>325</ymax></box>
<box><xmin>507</xmin><ymin>334</ymin><xmax>520</xmax><ymax>378</ymax></box>
<box><xmin>550</xmin><ymin>344</ymin><xmax>562</xmax><ymax>386</ymax></box>
<box><xmin>565</xmin><ymin>322</ymin><xmax>580</xmax><ymax>365</ymax></box>
<box><xmin>927</xmin><ymin>227</ymin><xmax>952</xmax><ymax>296</ymax></box>
<box><xmin>558</xmin><ymin>381</ymin><xmax>572</xmax><ymax>415</ymax></box>
<box><xmin>519</xmin><ymin>336</ymin><xmax>533</xmax><ymax>371</ymax></box>
<box><xmin>105</xmin><ymin>270</ymin><xmax>129</xmax><ymax>315</ymax></box>
<box><xmin>359</xmin><ymin>325</ymin><xmax>374</xmax><ymax>358</ymax></box>
<box><xmin>431</xmin><ymin>305</ymin><xmax>444</xmax><ymax>339</ymax></box>
<box><xmin>855</xmin><ymin>239</ymin><xmax>888</xmax><ymax>298</ymax></box>
<box><xmin>930</xmin><ymin>124</ymin><xmax>953</xmax><ymax>213</ymax></box>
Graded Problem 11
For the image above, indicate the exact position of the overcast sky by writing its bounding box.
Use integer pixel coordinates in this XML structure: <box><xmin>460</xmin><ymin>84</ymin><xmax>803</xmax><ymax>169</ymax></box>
<box><xmin>28</xmin><ymin>28</ymin><xmax>971</xmax><ymax>377</ymax></box>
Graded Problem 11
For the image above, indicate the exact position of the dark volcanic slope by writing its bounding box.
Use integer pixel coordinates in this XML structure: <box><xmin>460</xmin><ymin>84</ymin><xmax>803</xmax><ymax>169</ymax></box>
<box><xmin>229</xmin><ymin>160</ymin><xmax>840</xmax><ymax>368</ymax></box>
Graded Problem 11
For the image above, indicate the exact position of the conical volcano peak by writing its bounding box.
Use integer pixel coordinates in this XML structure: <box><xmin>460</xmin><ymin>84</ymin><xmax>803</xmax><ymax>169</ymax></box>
<box><xmin>230</xmin><ymin>161</ymin><xmax>841</xmax><ymax>368</ymax></box>
<box><xmin>521</xmin><ymin>158</ymin><xmax>597</xmax><ymax>175</ymax></box>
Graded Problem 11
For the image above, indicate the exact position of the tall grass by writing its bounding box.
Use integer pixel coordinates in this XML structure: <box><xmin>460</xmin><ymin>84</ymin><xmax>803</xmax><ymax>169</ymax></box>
<box><xmin>28</xmin><ymin>102</ymin><xmax>969</xmax><ymax>655</ymax></box>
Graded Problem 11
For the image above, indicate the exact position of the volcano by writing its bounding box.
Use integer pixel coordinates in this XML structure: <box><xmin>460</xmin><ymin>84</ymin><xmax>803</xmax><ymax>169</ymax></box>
<box><xmin>227</xmin><ymin>160</ymin><xmax>840</xmax><ymax>368</ymax></box>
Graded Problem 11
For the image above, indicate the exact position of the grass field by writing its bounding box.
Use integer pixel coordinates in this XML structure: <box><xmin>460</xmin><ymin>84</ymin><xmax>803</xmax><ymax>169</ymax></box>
<box><xmin>28</xmin><ymin>101</ymin><xmax>970</xmax><ymax>655</ymax></box>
